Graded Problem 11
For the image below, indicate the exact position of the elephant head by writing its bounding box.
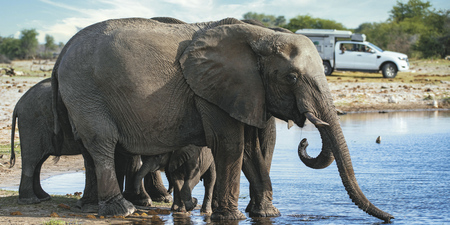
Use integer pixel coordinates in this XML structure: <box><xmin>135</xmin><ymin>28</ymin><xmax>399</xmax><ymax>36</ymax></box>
<box><xmin>180</xmin><ymin>24</ymin><xmax>393</xmax><ymax>222</ymax></box>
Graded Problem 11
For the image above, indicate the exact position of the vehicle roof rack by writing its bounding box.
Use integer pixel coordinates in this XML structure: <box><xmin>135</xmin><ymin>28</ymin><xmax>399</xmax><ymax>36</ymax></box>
<box><xmin>295</xmin><ymin>29</ymin><xmax>352</xmax><ymax>38</ymax></box>
<box><xmin>351</xmin><ymin>33</ymin><xmax>366</xmax><ymax>42</ymax></box>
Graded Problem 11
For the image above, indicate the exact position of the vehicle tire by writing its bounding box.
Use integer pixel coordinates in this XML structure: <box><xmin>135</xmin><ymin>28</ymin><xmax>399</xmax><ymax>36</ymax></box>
<box><xmin>323</xmin><ymin>61</ymin><xmax>333</xmax><ymax>76</ymax></box>
<box><xmin>382</xmin><ymin>63</ymin><xmax>397</xmax><ymax>78</ymax></box>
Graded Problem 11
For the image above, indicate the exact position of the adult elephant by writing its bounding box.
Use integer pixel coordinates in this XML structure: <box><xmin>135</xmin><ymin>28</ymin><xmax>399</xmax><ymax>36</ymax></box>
<box><xmin>138</xmin><ymin>16</ymin><xmax>279</xmax><ymax>217</ymax></box>
<box><xmin>52</xmin><ymin>17</ymin><xmax>393</xmax><ymax>222</ymax></box>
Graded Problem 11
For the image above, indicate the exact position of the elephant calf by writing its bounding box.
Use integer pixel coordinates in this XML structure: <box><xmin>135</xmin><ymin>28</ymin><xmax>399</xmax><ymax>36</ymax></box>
<box><xmin>135</xmin><ymin>145</ymin><xmax>215</xmax><ymax>214</ymax></box>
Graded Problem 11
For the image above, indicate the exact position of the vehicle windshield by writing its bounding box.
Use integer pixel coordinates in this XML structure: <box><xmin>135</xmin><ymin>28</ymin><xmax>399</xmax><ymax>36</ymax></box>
<box><xmin>368</xmin><ymin>42</ymin><xmax>383</xmax><ymax>52</ymax></box>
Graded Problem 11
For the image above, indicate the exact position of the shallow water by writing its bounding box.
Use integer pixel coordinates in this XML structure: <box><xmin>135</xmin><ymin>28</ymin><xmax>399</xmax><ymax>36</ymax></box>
<box><xmin>6</xmin><ymin>110</ymin><xmax>450</xmax><ymax>224</ymax></box>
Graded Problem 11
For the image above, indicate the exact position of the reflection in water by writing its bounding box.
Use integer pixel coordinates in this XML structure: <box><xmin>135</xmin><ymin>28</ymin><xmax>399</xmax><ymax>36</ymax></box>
<box><xmin>3</xmin><ymin>110</ymin><xmax>450</xmax><ymax>224</ymax></box>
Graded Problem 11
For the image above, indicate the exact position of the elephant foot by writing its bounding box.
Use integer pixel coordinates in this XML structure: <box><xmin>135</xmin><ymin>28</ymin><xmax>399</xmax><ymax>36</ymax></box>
<box><xmin>171</xmin><ymin>203</ymin><xmax>186</xmax><ymax>213</ymax></box>
<box><xmin>200</xmin><ymin>206</ymin><xmax>213</xmax><ymax>215</ymax></box>
<box><xmin>35</xmin><ymin>190</ymin><xmax>51</xmax><ymax>201</ymax></box>
<box><xmin>172</xmin><ymin>211</ymin><xmax>191</xmax><ymax>218</ymax></box>
<box><xmin>82</xmin><ymin>204</ymin><xmax>99</xmax><ymax>213</ymax></box>
<box><xmin>246</xmin><ymin>200</ymin><xmax>280</xmax><ymax>217</ymax></box>
<box><xmin>132</xmin><ymin>198</ymin><xmax>152</xmax><ymax>207</ymax></box>
<box><xmin>76</xmin><ymin>199</ymin><xmax>99</xmax><ymax>213</ymax></box>
<box><xmin>151</xmin><ymin>194</ymin><xmax>173</xmax><ymax>203</ymax></box>
<box><xmin>211</xmin><ymin>209</ymin><xmax>246</xmax><ymax>220</ymax></box>
<box><xmin>18</xmin><ymin>196</ymin><xmax>41</xmax><ymax>205</ymax></box>
<box><xmin>248</xmin><ymin>204</ymin><xmax>280</xmax><ymax>217</ymax></box>
<box><xmin>98</xmin><ymin>194</ymin><xmax>135</xmax><ymax>217</ymax></box>
<box><xmin>38</xmin><ymin>194</ymin><xmax>51</xmax><ymax>202</ymax></box>
<box><xmin>122</xmin><ymin>191</ymin><xmax>152</xmax><ymax>207</ymax></box>
<box><xmin>185</xmin><ymin>197</ymin><xmax>198</xmax><ymax>212</ymax></box>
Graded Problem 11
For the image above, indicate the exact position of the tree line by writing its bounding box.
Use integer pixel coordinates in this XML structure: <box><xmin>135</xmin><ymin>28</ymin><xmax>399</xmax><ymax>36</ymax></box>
<box><xmin>1</xmin><ymin>0</ymin><xmax>448</xmax><ymax>61</ymax></box>
<box><xmin>244</xmin><ymin>0</ymin><xmax>449</xmax><ymax>59</ymax></box>
<box><xmin>0</xmin><ymin>29</ymin><xmax>63</xmax><ymax>63</ymax></box>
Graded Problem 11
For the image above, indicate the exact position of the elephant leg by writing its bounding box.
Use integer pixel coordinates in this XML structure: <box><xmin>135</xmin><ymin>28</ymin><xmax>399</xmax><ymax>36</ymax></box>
<box><xmin>114</xmin><ymin>151</ymin><xmax>126</xmax><ymax>192</ymax></box>
<box><xmin>121</xmin><ymin>154</ymin><xmax>152</xmax><ymax>207</ymax></box>
<box><xmin>93</xmin><ymin>150</ymin><xmax>134</xmax><ymax>216</ymax></box>
<box><xmin>170</xmin><ymin>178</ymin><xmax>184</xmax><ymax>212</ymax></box>
<box><xmin>32</xmin><ymin>157</ymin><xmax>51</xmax><ymax>201</ymax></box>
<box><xmin>180</xmin><ymin>167</ymin><xmax>200</xmax><ymax>212</ymax></box>
<box><xmin>242</xmin><ymin>119</ymin><xmax>280</xmax><ymax>217</ymax></box>
<box><xmin>144</xmin><ymin>171</ymin><xmax>172</xmax><ymax>203</ymax></box>
<box><xmin>18</xmin><ymin>154</ymin><xmax>48</xmax><ymax>204</ymax></box>
<box><xmin>242</xmin><ymin>145</ymin><xmax>279</xmax><ymax>217</ymax></box>
<box><xmin>201</xmin><ymin>163</ymin><xmax>216</xmax><ymax>214</ymax></box>
<box><xmin>196</xmin><ymin>98</ymin><xmax>246</xmax><ymax>220</ymax></box>
<box><xmin>77</xmin><ymin>148</ymin><xmax>99</xmax><ymax>213</ymax></box>
<box><xmin>82</xmin><ymin>127</ymin><xmax>134</xmax><ymax>215</ymax></box>
<box><xmin>259</xmin><ymin>117</ymin><xmax>276</xmax><ymax>171</ymax></box>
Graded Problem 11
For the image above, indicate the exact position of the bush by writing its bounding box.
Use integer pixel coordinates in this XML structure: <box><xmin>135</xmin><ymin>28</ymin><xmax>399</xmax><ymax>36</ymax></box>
<box><xmin>0</xmin><ymin>54</ymin><xmax>11</xmax><ymax>63</ymax></box>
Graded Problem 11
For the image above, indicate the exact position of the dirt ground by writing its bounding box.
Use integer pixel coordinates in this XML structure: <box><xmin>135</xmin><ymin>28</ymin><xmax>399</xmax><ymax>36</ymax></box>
<box><xmin>0</xmin><ymin>59</ymin><xmax>449</xmax><ymax>224</ymax></box>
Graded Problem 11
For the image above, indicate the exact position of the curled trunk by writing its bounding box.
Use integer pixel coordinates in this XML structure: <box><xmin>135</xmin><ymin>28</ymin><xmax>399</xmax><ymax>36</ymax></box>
<box><xmin>298</xmin><ymin>138</ymin><xmax>334</xmax><ymax>169</ymax></box>
<box><xmin>298</xmin><ymin>112</ymin><xmax>334</xmax><ymax>169</ymax></box>
<box><xmin>304</xmin><ymin>112</ymin><xmax>394</xmax><ymax>222</ymax></box>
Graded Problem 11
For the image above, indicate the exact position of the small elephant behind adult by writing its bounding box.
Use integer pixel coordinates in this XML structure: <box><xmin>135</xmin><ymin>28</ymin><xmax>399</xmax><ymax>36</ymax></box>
<box><xmin>135</xmin><ymin>145</ymin><xmax>215</xmax><ymax>214</ymax></box>
<box><xmin>9</xmin><ymin>78</ymin><xmax>91</xmax><ymax>205</ymax></box>
<box><xmin>9</xmin><ymin>78</ymin><xmax>151</xmax><ymax>210</ymax></box>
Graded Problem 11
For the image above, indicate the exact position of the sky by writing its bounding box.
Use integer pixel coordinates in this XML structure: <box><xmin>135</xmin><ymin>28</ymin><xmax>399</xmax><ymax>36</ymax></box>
<box><xmin>1</xmin><ymin>0</ymin><xmax>449</xmax><ymax>44</ymax></box>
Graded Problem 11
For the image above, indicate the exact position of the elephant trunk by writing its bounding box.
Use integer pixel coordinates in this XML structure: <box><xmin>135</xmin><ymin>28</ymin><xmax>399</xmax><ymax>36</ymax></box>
<box><xmin>297</xmin><ymin>113</ymin><xmax>335</xmax><ymax>169</ymax></box>
<box><xmin>304</xmin><ymin>112</ymin><xmax>394</xmax><ymax>222</ymax></box>
<box><xmin>298</xmin><ymin>137</ymin><xmax>334</xmax><ymax>169</ymax></box>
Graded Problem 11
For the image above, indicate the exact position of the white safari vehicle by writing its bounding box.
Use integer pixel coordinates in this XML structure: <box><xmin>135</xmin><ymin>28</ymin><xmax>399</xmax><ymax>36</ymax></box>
<box><xmin>295</xmin><ymin>29</ymin><xmax>409</xmax><ymax>78</ymax></box>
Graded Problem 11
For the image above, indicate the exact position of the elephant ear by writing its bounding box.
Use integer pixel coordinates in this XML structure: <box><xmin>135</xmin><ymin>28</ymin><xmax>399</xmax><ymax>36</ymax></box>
<box><xmin>167</xmin><ymin>146</ymin><xmax>200</xmax><ymax>173</ymax></box>
<box><xmin>180</xmin><ymin>24</ymin><xmax>271</xmax><ymax>128</ymax></box>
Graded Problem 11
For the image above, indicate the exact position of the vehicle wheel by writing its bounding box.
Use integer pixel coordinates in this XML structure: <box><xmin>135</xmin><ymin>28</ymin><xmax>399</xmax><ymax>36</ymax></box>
<box><xmin>323</xmin><ymin>61</ymin><xmax>333</xmax><ymax>76</ymax></box>
<box><xmin>382</xmin><ymin>63</ymin><xmax>397</xmax><ymax>78</ymax></box>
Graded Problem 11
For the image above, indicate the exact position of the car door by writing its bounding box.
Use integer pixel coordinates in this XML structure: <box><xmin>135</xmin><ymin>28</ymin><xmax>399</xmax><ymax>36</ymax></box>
<box><xmin>353</xmin><ymin>44</ymin><xmax>378</xmax><ymax>70</ymax></box>
<box><xmin>335</xmin><ymin>43</ymin><xmax>356</xmax><ymax>69</ymax></box>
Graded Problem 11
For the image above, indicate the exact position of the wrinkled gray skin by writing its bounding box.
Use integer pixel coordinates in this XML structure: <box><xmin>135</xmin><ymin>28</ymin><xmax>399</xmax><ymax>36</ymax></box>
<box><xmin>135</xmin><ymin>145</ymin><xmax>215</xmax><ymax>214</ymax></box>
<box><xmin>112</xmin><ymin>151</ymin><xmax>153</xmax><ymax>207</ymax></box>
<box><xmin>10</xmin><ymin>78</ymin><xmax>97</xmax><ymax>209</ymax></box>
<box><xmin>9</xmin><ymin>78</ymin><xmax>150</xmax><ymax>211</ymax></box>
<box><xmin>52</xmin><ymin>17</ymin><xmax>393</xmax><ymax>221</ymax></box>
<box><xmin>142</xmin><ymin>170</ymin><xmax>173</xmax><ymax>203</ymax></box>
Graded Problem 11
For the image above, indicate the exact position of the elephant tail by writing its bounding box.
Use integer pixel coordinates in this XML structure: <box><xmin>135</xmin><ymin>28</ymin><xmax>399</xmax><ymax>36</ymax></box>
<box><xmin>9</xmin><ymin>107</ymin><xmax>18</xmax><ymax>168</ymax></box>
<box><xmin>52</xmin><ymin>156</ymin><xmax>61</xmax><ymax>164</ymax></box>
<box><xmin>165</xmin><ymin>168</ymin><xmax>174</xmax><ymax>194</ymax></box>
<box><xmin>51</xmin><ymin>66</ymin><xmax>62</xmax><ymax>157</ymax></box>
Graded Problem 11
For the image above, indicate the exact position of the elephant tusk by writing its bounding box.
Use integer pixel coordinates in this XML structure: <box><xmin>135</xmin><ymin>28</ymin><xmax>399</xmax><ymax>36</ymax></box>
<box><xmin>287</xmin><ymin>120</ymin><xmax>294</xmax><ymax>129</ymax></box>
<box><xmin>304</xmin><ymin>112</ymin><xmax>329</xmax><ymax>127</ymax></box>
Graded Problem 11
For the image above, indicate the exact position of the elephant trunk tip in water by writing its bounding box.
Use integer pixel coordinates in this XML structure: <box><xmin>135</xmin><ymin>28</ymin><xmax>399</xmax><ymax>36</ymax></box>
<box><xmin>299</xmin><ymin>112</ymin><xmax>394</xmax><ymax>222</ymax></box>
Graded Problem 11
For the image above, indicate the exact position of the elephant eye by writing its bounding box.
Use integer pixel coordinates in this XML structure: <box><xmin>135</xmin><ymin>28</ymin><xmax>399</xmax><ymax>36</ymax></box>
<box><xmin>285</xmin><ymin>73</ymin><xmax>298</xmax><ymax>85</ymax></box>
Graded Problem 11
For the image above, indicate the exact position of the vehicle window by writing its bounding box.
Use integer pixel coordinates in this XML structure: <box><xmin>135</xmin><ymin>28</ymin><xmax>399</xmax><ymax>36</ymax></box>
<box><xmin>359</xmin><ymin>44</ymin><xmax>374</xmax><ymax>53</ymax></box>
<box><xmin>352</xmin><ymin>44</ymin><xmax>367</xmax><ymax>52</ymax></box>
<box><xmin>368</xmin><ymin>42</ymin><xmax>383</xmax><ymax>52</ymax></box>
<box><xmin>340</xmin><ymin>43</ymin><xmax>353</xmax><ymax>53</ymax></box>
